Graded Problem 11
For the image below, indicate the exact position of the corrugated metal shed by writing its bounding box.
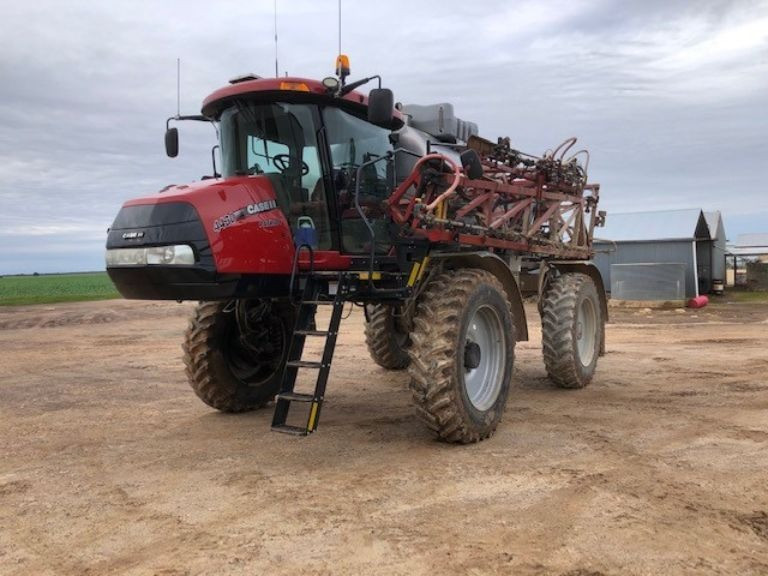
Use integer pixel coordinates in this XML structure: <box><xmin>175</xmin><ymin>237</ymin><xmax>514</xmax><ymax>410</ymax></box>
<box><xmin>595</xmin><ymin>208</ymin><xmax>710</xmax><ymax>243</ymax></box>
<box><xmin>593</xmin><ymin>208</ymin><xmax>726</xmax><ymax>299</ymax></box>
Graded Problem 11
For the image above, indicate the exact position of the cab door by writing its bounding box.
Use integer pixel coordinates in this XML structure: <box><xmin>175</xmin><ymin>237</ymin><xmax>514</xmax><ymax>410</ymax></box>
<box><xmin>321</xmin><ymin>107</ymin><xmax>395</xmax><ymax>255</ymax></box>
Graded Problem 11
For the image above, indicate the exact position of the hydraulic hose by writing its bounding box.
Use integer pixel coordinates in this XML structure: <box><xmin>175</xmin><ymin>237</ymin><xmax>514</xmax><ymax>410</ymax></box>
<box><xmin>419</xmin><ymin>154</ymin><xmax>462</xmax><ymax>212</ymax></box>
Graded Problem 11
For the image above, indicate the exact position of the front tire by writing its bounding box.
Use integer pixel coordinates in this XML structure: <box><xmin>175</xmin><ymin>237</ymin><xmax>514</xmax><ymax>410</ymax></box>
<box><xmin>541</xmin><ymin>273</ymin><xmax>602</xmax><ymax>389</ymax></box>
<box><xmin>182</xmin><ymin>300</ymin><xmax>294</xmax><ymax>412</ymax></box>
<box><xmin>408</xmin><ymin>269</ymin><xmax>516</xmax><ymax>443</ymax></box>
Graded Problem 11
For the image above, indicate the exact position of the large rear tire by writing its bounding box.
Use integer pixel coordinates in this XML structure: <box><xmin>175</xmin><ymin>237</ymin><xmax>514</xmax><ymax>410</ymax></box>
<box><xmin>364</xmin><ymin>304</ymin><xmax>410</xmax><ymax>370</ymax></box>
<box><xmin>408</xmin><ymin>269</ymin><xmax>516</xmax><ymax>443</ymax></box>
<box><xmin>541</xmin><ymin>273</ymin><xmax>602</xmax><ymax>389</ymax></box>
<box><xmin>182</xmin><ymin>300</ymin><xmax>294</xmax><ymax>412</ymax></box>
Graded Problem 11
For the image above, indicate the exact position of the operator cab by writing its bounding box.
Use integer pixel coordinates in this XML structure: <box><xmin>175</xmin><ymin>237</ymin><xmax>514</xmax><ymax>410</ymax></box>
<box><xmin>163</xmin><ymin>62</ymin><xmax>479</xmax><ymax>264</ymax></box>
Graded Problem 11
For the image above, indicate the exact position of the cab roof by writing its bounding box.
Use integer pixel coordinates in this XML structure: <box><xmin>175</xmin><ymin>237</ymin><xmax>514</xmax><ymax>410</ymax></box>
<box><xmin>201</xmin><ymin>76</ymin><xmax>404</xmax><ymax>129</ymax></box>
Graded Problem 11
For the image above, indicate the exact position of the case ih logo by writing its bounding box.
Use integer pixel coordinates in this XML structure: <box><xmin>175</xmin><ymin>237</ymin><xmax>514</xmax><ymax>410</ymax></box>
<box><xmin>121</xmin><ymin>231</ymin><xmax>145</xmax><ymax>240</ymax></box>
<box><xmin>213</xmin><ymin>200</ymin><xmax>278</xmax><ymax>233</ymax></box>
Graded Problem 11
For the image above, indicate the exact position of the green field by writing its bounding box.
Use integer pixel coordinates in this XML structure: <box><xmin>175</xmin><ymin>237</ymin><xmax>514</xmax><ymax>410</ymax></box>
<box><xmin>0</xmin><ymin>272</ymin><xmax>120</xmax><ymax>306</ymax></box>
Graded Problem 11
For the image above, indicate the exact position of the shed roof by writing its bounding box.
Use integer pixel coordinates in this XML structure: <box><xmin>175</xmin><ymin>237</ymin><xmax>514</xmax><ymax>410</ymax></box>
<box><xmin>735</xmin><ymin>233</ymin><xmax>768</xmax><ymax>248</ymax></box>
<box><xmin>728</xmin><ymin>233</ymin><xmax>768</xmax><ymax>256</ymax></box>
<box><xmin>703</xmin><ymin>211</ymin><xmax>725</xmax><ymax>241</ymax></box>
<box><xmin>595</xmin><ymin>208</ymin><xmax>711</xmax><ymax>243</ymax></box>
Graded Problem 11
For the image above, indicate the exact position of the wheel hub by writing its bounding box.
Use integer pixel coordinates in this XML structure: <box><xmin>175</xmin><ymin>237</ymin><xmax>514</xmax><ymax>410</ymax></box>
<box><xmin>464</xmin><ymin>341</ymin><xmax>482</xmax><ymax>369</ymax></box>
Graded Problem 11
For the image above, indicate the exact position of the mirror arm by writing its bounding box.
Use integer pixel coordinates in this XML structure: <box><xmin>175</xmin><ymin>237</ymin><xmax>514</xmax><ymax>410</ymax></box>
<box><xmin>339</xmin><ymin>75</ymin><xmax>381</xmax><ymax>97</ymax></box>
<box><xmin>167</xmin><ymin>114</ymin><xmax>208</xmax><ymax>125</ymax></box>
<box><xmin>166</xmin><ymin>114</ymin><xmax>210</xmax><ymax>131</ymax></box>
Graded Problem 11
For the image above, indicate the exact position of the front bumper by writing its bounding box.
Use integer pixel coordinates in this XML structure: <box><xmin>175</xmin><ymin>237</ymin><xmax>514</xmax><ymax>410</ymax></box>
<box><xmin>106</xmin><ymin>265</ymin><xmax>290</xmax><ymax>300</ymax></box>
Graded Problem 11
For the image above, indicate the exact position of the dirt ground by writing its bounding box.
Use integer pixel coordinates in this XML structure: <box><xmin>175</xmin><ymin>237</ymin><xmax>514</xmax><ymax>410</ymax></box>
<box><xmin>1</xmin><ymin>297</ymin><xmax>767</xmax><ymax>576</ymax></box>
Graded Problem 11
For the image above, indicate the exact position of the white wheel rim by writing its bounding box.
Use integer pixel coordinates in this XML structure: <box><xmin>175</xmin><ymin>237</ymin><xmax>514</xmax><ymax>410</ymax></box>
<box><xmin>463</xmin><ymin>305</ymin><xmax>505</xmax><ymax>411</ymax></box>
<box><xmin>576</xmin><ymin>298</ymin><xmax>597</xmax><ymax>365</ymax></box>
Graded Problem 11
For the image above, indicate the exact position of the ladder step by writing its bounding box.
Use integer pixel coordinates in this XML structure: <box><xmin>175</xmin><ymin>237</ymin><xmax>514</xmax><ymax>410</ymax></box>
<box><xmin>301</xmin><ymin>300</ymin><xmax>334</xmax><ymax>306</ymax></box>
<box><xmin>271</xmin><ymin>424</ymin><xmax>310</xmax><ymax>436</ymax></box>
<box><xmin>276</xmin><ymin>392</ymin><xmax>316</xmax><ymax>403</ymax></box>
<box><xmin>295</xmin><ymin>329</ymin><xmax>329</xmax><ymax>337</ymax></box>
<box><xmin>286</xmin><ymin>360</ymin><xmax>323</xmax><ymax>369</ymax></box>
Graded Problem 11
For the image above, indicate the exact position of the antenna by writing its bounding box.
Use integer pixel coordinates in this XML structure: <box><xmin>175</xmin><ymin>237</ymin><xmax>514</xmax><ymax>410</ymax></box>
<box><xmin>274</xmin><ymin>0</ymin><xmax>279</xmax><ymax>77</ymax></box>
<box><xmin>176</xmin><ymin>57</ymin><xmax>181</xmax><ymax>118</ymax></box>
<box><xmin>338</xmin><ymin>0</ymin><xmax>342</xmax><ymax>55</ymax></box>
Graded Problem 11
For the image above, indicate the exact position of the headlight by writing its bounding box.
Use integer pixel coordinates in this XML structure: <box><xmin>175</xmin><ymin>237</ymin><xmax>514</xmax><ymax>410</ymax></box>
<box><xmin>106</xmin><ymin>245</ymin><xmax>195</xmax><ymax>266</ymax></box>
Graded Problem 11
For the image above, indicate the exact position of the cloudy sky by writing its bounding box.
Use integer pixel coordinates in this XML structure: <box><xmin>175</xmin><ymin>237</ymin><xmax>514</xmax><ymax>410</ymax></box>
<box><xmin>0</xmin><ymin>0</ymin><xmax>766</xmax><ymax>274</ymax></box>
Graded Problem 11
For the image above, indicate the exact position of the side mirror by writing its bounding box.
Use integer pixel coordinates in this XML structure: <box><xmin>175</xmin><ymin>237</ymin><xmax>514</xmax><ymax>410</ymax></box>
<box><xmin>165</xmin><ymin>127</ymin><xmax>179</xmax><ymax>158</ymax></box>
<box><xmin>368</xmin><ymin>88</ymin><xmax>394</xmax><ymax>126</ymax></box>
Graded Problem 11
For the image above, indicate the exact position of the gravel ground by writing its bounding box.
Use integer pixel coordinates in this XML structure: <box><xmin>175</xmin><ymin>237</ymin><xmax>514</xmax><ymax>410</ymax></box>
<box><xmin>1</xmin><ymin>298</ymin><xmax>767</xmax><ymax>575</ymax></box>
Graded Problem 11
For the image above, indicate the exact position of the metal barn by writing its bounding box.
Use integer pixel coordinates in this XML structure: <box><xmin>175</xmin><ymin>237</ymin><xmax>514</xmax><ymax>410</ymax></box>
<box><xmin>593</xmin><ymin>209</ymin><xmax>727</xmax><ymax>299</ymax></box>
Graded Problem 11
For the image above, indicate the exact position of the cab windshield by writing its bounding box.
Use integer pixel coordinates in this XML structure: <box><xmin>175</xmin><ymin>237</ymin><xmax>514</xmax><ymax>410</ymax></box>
<box><xmin>219</xmin><ymin>102</ymin><xmax>331</xmax><ymax>249</ymax></box>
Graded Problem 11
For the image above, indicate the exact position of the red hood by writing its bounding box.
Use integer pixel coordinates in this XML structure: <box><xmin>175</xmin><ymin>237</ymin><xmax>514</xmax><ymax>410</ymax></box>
<box><xmin>123</xmin><ymin>176</ymin><xmax>294</xmax><ymax>274</ymax></box>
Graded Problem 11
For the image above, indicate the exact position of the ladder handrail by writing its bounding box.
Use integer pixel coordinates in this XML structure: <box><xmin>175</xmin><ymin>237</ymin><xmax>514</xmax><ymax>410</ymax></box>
<box><xmin>289</xmin><ymin>242</ymin><xmax>315</xmax><ymax>300</ymax></box>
